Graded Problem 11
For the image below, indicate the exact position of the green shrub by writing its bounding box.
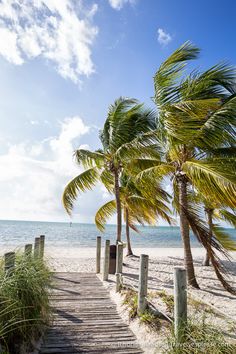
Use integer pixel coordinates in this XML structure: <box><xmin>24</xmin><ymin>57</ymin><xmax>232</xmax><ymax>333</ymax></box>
<box><xmin>0</xmin><ymin>253</ymin><xmax>52</xmax><ymax>353</ymax></box>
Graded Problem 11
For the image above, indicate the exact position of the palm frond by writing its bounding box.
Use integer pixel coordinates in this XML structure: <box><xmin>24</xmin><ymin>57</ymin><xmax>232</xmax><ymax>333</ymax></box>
<box><xmin>183</xmin><ymin>203</ymin><xmax>236</xmax><ymax>294</ymax></box>
<box><xmin>62</xmin><ymin>167</ymin><xmax>99</xmax><ymax>215</ymax></box>
<box><xmin>136</xmin><ymin>163</ymin><xmax>175</xmax><ymax>182</ymax></box>
<box><xmin>207</xmin><ymin>146</ymin><xmax>236</xmax><ymax>158</ymax></box>
<box><xmin>217</xmin><ymin>210</ymin><xmax>236</xmax><ymax>228</ymax></box>
<box><xmin>100</xmin><ymin>169</ymin><xmax>114</xmax><ymax>193</ymax></box>
<box><xmin>100</xmin><ymin>97</ymin><xmax>138</xmax><ymax>151</ymax></box>
<box><xmin>74</xmin><ymin>149</ymin><xmax>105</xmax><ymax>169</ymax></box>
<box><xmin>154</xmin><ymin>41</ymin><xmax>200</xmax><ymax>107</ymax></box>
<box><xmin>95</xmin><ymin>200</ymin><xmax>116</xmax><ymax>232</ymax></box>
<box><xmin>179</xmin><ymin>62</ymin><xmax>236</xmax><ymax>101</ymax></box>
<box><xmin>213</xmin><ymin>226</ymin><xmax>236</xmax><ymax>251</ymax></box>
<box><xmin>183</xmin><ymin>160</ymin><xmax>236</xmax><ymax>208</ymax></box>
<box><xmin>196</xmin><ymin>95</ymin><xmax>236</xmax><ymax>148</ymax></box>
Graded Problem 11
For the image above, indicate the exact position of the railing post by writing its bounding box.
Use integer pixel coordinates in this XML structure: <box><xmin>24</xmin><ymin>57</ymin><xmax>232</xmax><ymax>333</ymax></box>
<box><xmin>174</xmin><ymin>267</ymin><xmax>187</xmax><ymax>342</ymax></box>
<box><xmin>115</xmin><ymin>273</ymin><xmax>122</xmax><ymax>292</ymax></box>
<box><xmin>24</xmin><ymin>244</ymin><xmax>32</xmax><ymax>258</ymax></box>
<box><xmin>39</xmin><ymin>235</ymin><xmax>45</xmax><ymax>258</ymax></box>
<box><xmin>96</xmin><ymin>236</ymin><xmax>101</xmax><ymax>273</ymax></box>
<box><xmin>103</xmin><ymin>240</ymin><xmax>110</xmax><ymax>281</ymax></box>
<box><xmin>34</xmin><ymin>237</ymin><xmax>40</xmax><ymax>258</ymax></box>
<box><xmin>4</xmin><ymin>252</ymin><xmax>15</xmax><ymax>274</ymax></box>
<box><xmin>138</xmin><ymin>254</ymin><xmax>149</xmax><ymax>314</ymax></box>
<box><xmin>116</xmin><ymin>243</ymin><xmax>123</xmax><ymax>274</ymax></box>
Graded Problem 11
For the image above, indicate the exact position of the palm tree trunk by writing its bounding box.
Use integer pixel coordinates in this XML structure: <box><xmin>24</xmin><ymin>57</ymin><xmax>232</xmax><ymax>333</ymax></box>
<box><xmin>178</xmin><ymin>176</ymin><xmax>199</xmax><ymax>288</ymax></box>
<box><xmin>202</xmin><ymin>208</ymin><xmax>213</xmax><ymax>266</ymax></box>
<box><xmin>125</xmin><ymin>208</ymin><xmax>133</xmax><ymax>256</ymax></box>
<box><xmin>114</xmin><ymin>168</ymin><xmax>122</xmax><ymax>242</ymax></box>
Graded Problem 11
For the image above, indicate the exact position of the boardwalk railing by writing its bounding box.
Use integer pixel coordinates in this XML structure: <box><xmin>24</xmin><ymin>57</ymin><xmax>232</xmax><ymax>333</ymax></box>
<box><xmin>95</xmin><ymin>236</ymin><xmax>236</xmax><ymax>343</ymax></box>
<box><xmin>3</xmin><ymin>235</ymin><xmax>46</xmax><ymax>274</ymax></box>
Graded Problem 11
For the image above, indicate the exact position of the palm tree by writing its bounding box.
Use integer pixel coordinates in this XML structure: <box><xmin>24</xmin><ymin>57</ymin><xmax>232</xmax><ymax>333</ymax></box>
<box><xmin>95</xmin><ymin>174</ymin><xmax>173</xmax><ymax>255</ymax></box>
<box><xmin>118</xmin><ymin>42</ymin><xmax>236</xmax><ymax>292</ymax></box>
<box><xmin>62</xmin><ymin>97</ymin><xmax>156</xmax><ymax>242</ymax></box>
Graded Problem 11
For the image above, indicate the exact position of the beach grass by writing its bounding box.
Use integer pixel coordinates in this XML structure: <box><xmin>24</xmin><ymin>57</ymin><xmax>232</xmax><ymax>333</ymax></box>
<box><xmin>0</xmin><ymin>252</ymin><xmax>52</xmax><ymax>353</ymax></box>
<box><xmin>166</xmin><ymin>316</ymin><xmax>236</xmax><ymax>354</ymax></box>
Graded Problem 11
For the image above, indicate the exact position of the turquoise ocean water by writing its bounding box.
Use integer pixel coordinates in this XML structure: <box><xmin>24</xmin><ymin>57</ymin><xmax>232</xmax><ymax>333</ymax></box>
<box><xmin>0</xmin><ymin>220</ymin><xmax>236</xmax><ymax>249</ymax></box>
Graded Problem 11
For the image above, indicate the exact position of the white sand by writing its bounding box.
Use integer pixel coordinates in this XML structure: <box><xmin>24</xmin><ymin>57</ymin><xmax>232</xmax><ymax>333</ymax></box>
<box><xmin>45</xmin><ymin>246</ymin><xmax>236</xmax><ymax>320</ymax></box>
<box><xmin>45</xmin><ymin>247</ymin><xmax>206</xmax><ymax>272</ymax></box>
<box><xmin>3</xmin><ymin>245</ymin><xmax>235</xmax><ymax>352</ymax></box>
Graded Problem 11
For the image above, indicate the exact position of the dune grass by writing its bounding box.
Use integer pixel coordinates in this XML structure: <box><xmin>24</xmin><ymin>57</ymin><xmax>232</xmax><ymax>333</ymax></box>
<box><xmin>166</xmin><ymin>316</ymin><xmax>236</xmax><ymax>354</ymax></box>
<box><xmin>0</xmin><ymin>252</ymin><xmax>52</xmax><ymax>353</ymax></box>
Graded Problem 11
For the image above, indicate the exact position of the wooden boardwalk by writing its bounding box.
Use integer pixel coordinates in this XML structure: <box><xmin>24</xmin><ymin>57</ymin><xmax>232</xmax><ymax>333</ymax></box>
<box><xmin>39</xmin><ymin>273</ymin><xmax>143</xmax><ymax>354</ymax></box>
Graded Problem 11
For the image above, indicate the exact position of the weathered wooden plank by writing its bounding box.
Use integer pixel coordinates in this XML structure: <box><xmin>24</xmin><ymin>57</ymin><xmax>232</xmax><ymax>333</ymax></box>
<box><xmin>39</xmin><ymin>272</ymin><xmax>142</xmax><ymax>354</ymax></box>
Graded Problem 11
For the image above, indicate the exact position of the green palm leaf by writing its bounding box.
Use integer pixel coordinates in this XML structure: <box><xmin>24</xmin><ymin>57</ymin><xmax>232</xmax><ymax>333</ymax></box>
<box><xmin>183</xmin><ymin>160</ymin><xmax>236</xmax><ymax>207</ymax></box>
<box><xmin>74</xmin><ymin>149</ymin><xmax>105</xmax><ymax>169</ymax></box>
<box><xmin>217</xmin><ymin>210</ymin><xmax>236</xmax><ymax>228</ymax></box>
<box><xmin>213</xmin><ymin>226</ymin><xmax>236</xmax><ymax>251</ymax></box>
<box><xmin>154</xmin><ymin>41</ymin><xmax>200</xmax><ymax>107</ymax></box>
<box><xmin>63</xmin><ymin>167</ymin><xmax>100</xmax><ymax>215</ymax></box>
<box><xmin>95</xmin><ymin>200</ymin><xmax>116</xmax><ymax>231</ymax></box>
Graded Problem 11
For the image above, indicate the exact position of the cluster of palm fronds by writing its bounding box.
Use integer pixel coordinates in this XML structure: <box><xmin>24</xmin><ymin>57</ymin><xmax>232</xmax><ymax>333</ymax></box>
<box><xmin>63</xmin><ymin>42</ymin><xmax>236</xmax><ymax>293</ymax></box>
<box><xmin>0</xmin><ymin>253</ymin><xmax>51</xmax><ymax>353</ymax></box>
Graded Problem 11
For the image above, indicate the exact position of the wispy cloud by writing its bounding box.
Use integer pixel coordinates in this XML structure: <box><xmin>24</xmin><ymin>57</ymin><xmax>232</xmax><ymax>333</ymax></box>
<box><xmin>108</xmin><ymin>0</ymin><xmax>136</xmax><ymax>11</ymax></box>
<box><xmin>0</xmin><ymin>0</ymin><xmax>98</xmax><ymax>83</ymax></box>
<box><xmin>157</xmin><ymin>28</ymin><xmax>172</xmax><ymax>46</ymax></box>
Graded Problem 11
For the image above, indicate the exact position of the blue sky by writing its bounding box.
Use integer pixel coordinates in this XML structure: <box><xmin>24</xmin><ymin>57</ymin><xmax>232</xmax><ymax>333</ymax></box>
<box><xmin>0</xmin><ymin>0</ymin><xmax>235</xmax><ymax>223</ymax></box>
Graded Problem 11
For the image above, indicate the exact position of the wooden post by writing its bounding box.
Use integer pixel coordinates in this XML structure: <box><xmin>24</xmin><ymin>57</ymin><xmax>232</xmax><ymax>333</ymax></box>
<box><xmin>103</xmin><ymin>240</ymin><xmax>110</xmax><ymax>281</ymax></box>
<box><xmin>115</xmin><ymin>273</ymin><xmax>122</xmax><ymax>292</ymax></box>
<box><xmin>39</xmin><ymin>235</ymin><xmax>45</xmax><ymax>258</ymax></box>
<box><xmin>138</xmin><ymin>254</ymin><xmax>149</xmax><ymax>314</ymax></box>
<box><xmin>34</xmin><ymin>237</ymin><xmax>40</xmax><ymax>258</ymax></box>
<box><xmin>96</xmin><ymin>236</ymin><xmax>101</xmax><ymax>273</ymax></box>
<box><xmin>174</xmin><ymin>267</ymin><xmax>187</xmax><ymax>342</ymax></box>
<box><xmin>24</xmin><ymin>244</ymin><xmax>32</xmax><ymax>257</ymax></box>
<box><xmin>116</xmin><ymin>243</ymin><xmax>123</xmax><ymax>274</ymax></box>
<box><xmin>4</xmin><ymin>252</ymin><xmax>15</xmax><ymax>274</ymax></box>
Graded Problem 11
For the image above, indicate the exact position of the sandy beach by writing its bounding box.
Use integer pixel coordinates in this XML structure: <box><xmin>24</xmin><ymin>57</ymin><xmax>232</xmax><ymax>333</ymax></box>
<box><xmin>46</xmin><ymin>246</ymin><xmax>236</xmax><ymax>316</ymax></box>
<box><xmin>1</xmin><ymin>244</ymin><xmax>235</xmax><ymax>352</ymax></box>
<box><xmin>44</xmin><ymin>246</ymin><xmax>236</xmax><ymax>352</ymax></box>
<box><xmin>2</xmin><ymin>245</ymin><xmax>235</xmax><ymax>320</ymax></box>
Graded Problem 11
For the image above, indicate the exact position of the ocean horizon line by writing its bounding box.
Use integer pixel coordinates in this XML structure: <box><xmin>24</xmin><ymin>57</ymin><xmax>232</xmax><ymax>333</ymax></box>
<box><xmin>0</xmin><ymin>218</ymin><xmax>234</xmax><ymax>230</ymax></box>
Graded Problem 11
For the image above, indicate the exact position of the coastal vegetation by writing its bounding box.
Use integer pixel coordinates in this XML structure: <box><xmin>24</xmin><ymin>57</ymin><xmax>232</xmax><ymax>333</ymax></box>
<box><xmin>120</xmin><ymin>284</ymin><xmax>235</xmax><ymax>353</ymax></box>
<box><xmin>166</xmin><ymin>317</ymin><xmax>236</xmax><ymax>354</ymax></box>
<box><xmin>63</xmin><ymin>42</ymin><xmax>236</xmax><ymax>293</ymax></box>
<box><xmin>0</xmin><ymin>253</ymin><xmax>51</xmax><ymax>353</ymax></box>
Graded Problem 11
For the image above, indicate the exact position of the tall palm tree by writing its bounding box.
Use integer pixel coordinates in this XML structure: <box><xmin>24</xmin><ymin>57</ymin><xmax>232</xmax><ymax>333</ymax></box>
<box><xmin>95</xmin><ymin>175</ymin><xmax>173</xmax><ymax>255</ymax></box>
<box><xmin>63</xmin><ymin>97</ymin><xmax>156</xmax><ymax>242</ymax></box>
<box><xmin>118</xmin><ymin>42</ymin><xmax>236</xmax><ymax>292</ymax></box>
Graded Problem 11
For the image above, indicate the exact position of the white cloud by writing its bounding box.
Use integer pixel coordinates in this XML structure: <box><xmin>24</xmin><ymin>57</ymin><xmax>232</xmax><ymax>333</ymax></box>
<box><xmin>0</xmin><ymin>0</ymin><xmax>98</xmax><ymax>83</ymax></box>
<box><xmin>30</xmin><ymin>120</ymin><xmax>39</xmax><ymax>125</ymax></box>
<box><xmin>0</xmin><ymin>116</ymin><xmax>99</xmax><ymax>222</ymax></box>
<box><xmin>50</xmin><ymin>116</ymin><xmax>90</xmax><ymax>174</ymax></box>
<box><xmin>108</xmin><ymin>0</ymin><xmax>135</xmax><ymax>10</ymax></box>
<box><xmin>157</xmin><ymin>28</ymin><xmax>172</xmax><ymax>46</ymax></box>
